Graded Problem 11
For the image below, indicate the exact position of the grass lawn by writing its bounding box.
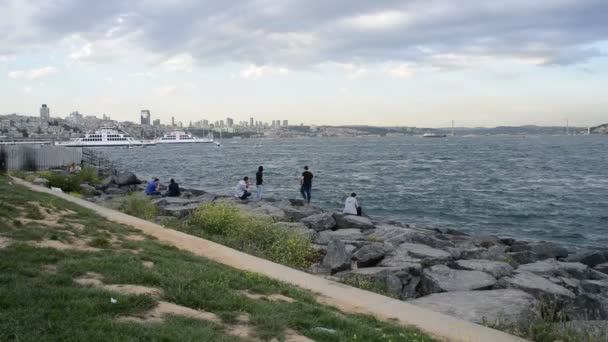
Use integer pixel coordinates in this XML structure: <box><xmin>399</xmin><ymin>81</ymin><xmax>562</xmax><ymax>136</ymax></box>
<box><xmin>0</xmin><ymin>174</ymin><xmax>436</xmax><ymax>342</ymax></box>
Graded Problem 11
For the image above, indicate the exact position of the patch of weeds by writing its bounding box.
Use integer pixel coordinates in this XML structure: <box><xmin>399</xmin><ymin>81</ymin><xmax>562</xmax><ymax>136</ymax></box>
<box><xmin>340</xmin><ymin>275</ymin><xmax>397</xmax><ymax>298</ymax></box>
<box><xmin>117</xmin><ymin>193</ymin><xmax>157</xmax><ymax>220</ymax></box>
<box><xmin>40</xmin><ymin>172</ymin><xmax>81</xmax><ymax>192</ymax></box>
<box><xmin>88</xmin><ymin>237</ymin><xmax>111</xmax><ymax>249</ymax></box>
<box><xmin>186</xmin><ymin>204</ymin><xmax>317</xmax><ymax>269</ymax></box>
<box><xmin>24</xmin><ymin>203</ymin><xmax>44</xmax><ymax>220</ymax></box>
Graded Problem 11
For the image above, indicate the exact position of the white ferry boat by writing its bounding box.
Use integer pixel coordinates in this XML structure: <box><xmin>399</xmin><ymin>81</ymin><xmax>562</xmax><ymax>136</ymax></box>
<box><xmin>155</xmin><ymin>131</ymin><xmax>214</xmax><ymax>144</ymax></box>
<box><xmin>55</xmin><ymin>127</ymin><xmax>152</xmax><ymax>147</ymax></box>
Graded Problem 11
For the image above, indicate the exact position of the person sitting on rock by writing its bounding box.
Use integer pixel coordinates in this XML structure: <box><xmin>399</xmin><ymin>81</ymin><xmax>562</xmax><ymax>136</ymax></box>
<box><xmin>166</xmin><ymin>178</ymin><xmax>181</xmax><ymax>197</ymax></box>
<box><xmin>235</xmin><ymin>176</ymin><xmax>252</xmax><ymax>200</ymax></box>
<box><xmin>343</xmin><ymin>192</ymin><xmax>362</xmax><ymax>216</ymax></box>
<box><xmin>145</xmin><ymin>178</ymin><xmax>161</xmax><ymax>196</ymax></box>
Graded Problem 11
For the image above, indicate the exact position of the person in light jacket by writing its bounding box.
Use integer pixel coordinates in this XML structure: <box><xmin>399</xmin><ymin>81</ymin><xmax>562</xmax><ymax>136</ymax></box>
<box><xmin>343</xmin><ymin>192</ymin><xmax>362</xmax><ymax>216</ymax></box>
<box><xmin>235</xmin><ymin>176</ymin><xmax>252</xmax><ymax>200</ymax></box>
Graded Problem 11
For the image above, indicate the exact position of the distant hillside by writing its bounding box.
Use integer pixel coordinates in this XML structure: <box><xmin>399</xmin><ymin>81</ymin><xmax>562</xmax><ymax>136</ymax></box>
<box><xmin>591</xmin><ymin>124</ymin><xmax>608</xmax><ymax>134</ymax></box>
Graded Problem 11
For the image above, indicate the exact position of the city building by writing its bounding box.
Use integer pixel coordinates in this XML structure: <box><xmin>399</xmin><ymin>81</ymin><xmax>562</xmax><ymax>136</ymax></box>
<box><xmin>250</xmin><ymin>117</ymin><xmax>254</xmax><ymax>127</ymax></box>
<box><xmin>171</xmin><ymin>116</ymin><xmax>175</xmax><ymax>127</ymax></box>
<box><xmin>227</xmin><ymin>117</ymin><xmax>234</xmax><ymax>128</ymax></box>
<box><xmin>140</xmin><ymin>110</ymin><xmax>151</xmax><ymax>125</ymax></box>
<box><xmin>282</xmin><ymin>120</ymin><xmax>288</xmax><ymax>127</ymax></box>
<box><xmin>152</xmin><ymin>119</ymin><xmax>161</xmax><ymax>127</ymax></box>
<box><xmin>40</xmin><ymin>104</ymin><xmax>50</xmax><ymax>121</ymax></box>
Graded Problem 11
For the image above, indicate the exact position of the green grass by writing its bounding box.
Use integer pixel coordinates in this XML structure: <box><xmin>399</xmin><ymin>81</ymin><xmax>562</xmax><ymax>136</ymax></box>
<box><xmin>0</xmin><ymin>175</ymin><xmax>436</xmax><ymax>342</ymax></box>
<box><xmin>115</xmin><ymin>193</ymin><xmax>158</xmax><ymax>220</ymax></box>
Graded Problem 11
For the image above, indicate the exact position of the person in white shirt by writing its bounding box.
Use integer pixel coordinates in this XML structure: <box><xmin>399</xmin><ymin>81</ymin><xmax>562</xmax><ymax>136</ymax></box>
<box><xmin>235</xmin><ymin>176</ymin><xmax>252</xmax><ymax>200</ymax></box>
<box><xmin>343</xmin><ymin>192</ymin><xmax>361</xmax><ymax>216</ymax></box>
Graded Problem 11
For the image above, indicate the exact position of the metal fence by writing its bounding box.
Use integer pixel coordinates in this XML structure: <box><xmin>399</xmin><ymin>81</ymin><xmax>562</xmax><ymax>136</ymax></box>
<box><xmin>0</xmin><ymin>145</ymin><xmax>83</xmax><ymax>171</ymax></box>
<box><xmin>82</xmin><ymin>148</ymin><xmax>115</xmax><ymax>176</ymax></box>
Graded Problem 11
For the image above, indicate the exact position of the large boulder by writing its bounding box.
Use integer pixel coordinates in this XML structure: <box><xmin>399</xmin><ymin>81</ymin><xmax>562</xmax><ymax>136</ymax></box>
<box><xmin>113</xmin><ymin>172</ymin><xmax>141</xmax><ymax>187</ymax></box>
<box><xmin>322</xmin><ymin>239</ymin><xmax>351</xmax><ymax>274</ymax></box>
<box><xmin>420</xmin><ymin>265</ymin><xmax>496</xmax><ymax>295</ymax></box>
<box><xmin>333</xmin><ymin>213</ymin><xmax>375</xmax><ymax>230</ymax></box>
<box><xmin>455</xmin><ymin>259</ymin><xmax>514</xmax><ymax>278</ymax></box>
<box><xmin>250</xmin><ymin>204</ymin><xmax>287</xmax><ymax>221</ymax></box>
<box><xmin>511</xmin><ymin>241</ymin><xmax>569</xmax><ymax>259</ymax></box>
<box><xmin>352</xmin><ymin>243</ymin><xmax>386</xmax><ymax>267</ymax></box>
<box><xmin>273</xmin><ymin>222</ymin><xmax>316</xmax><ymax>240</ymax></box>
<box><xmin>373</xmin><ymin>224</ymin><xmax>454</xmax><ymax>249</ymax></box>
<box><xmin>160</xmin><ymin>203</ymin><xmax>202</xmax><ymax>218</ymax></box>
<box><xmin>300</xmin><ymin>213</ymin><xmax>336</xmax><ymax>232</ymax></box>
<box><xmin>152</xmin><ymin>197</ymin><xmax>201</xmax><ymax>207</ymax></box>
<box><xmin>498</xmin><ymin>272</ymin><xmax>576</xmax><ymax>299</ymax></box>
<box><xmin>315</xmin><ymin>229</ymin><xmax>366</xmax><ymax>245</ymax></box>
<box><xmin>380</xmin><ymin>242</ymin><xmax>451</xmax><ymax>267</ymax></box>
<box><xmin>336</xmin><ymin>264</ymin><xmax>421</xmax><ymax>299</ymax></box>
<box><xmin>552</xmin><ymin>321</ymin><xmax>608</xmax><ymax>341</ymax></box>
<box><xmin>410</xmin><ymin>290</ymin><xmax>538</xmax><ymax>328</ymax></box>
<box><xmin>104</xmin><ymin>187</ymin><xmax>128</xmax><ymax>196</ymax></box>
<box><xmin>565</xmin><ymin>250</ymin><xmax>607</xmax><ymax>268</ymax></box>
<box><xmin>517</xmin><ymin>259</ymin><xmax>589</xmax><ymax>279</ymax></box>
<box><xmin>594</xmin><ymin>263</ymin><xmax>608</xmax><ymax>275</ymax></box>
<box><xmin>274</xmin><ymin>200</ymin><xmax>324</xmax><ymax>221</ymax></box>
<box><xmin>95</xmin><ymin>176</ymin><xmax>114</xmax><ymax>190</ymax></box>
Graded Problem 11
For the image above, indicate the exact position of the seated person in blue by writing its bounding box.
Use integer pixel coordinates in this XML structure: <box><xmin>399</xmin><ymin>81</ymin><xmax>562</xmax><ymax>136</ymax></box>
<box><xmin>145</xmin><ymin>178</ymin><xmax>161</xmax><ymax>196</ymax></box>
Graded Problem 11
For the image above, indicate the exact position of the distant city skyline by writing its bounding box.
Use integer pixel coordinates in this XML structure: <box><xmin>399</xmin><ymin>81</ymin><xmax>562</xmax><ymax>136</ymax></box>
<box><xmin>1</xmin><ymin>1</ymin><xmax>607</xmax><ymax>127</ymax></box>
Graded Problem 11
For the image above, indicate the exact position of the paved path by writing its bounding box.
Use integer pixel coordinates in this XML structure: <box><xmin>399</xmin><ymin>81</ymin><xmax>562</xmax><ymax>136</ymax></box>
<box><xmin>14</xmin><ymin>178</ymin><xmax>526</xmax><ymax>342</ymax></box>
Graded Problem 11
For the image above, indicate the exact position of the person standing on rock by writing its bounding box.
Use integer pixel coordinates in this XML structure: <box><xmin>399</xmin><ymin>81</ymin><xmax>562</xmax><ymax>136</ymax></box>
<box><xmin>343</xmin><ymin>193</ymin><xmax>362</xmax><ymax>216</ymax></box>
<box><xmin>255</xmin><ymin>166</ymin><xmax>264</xmax><ymax>200</ymax></box>
<box><xmin>235</xmin><ymin>176</ymin><xmax>252</xmax><ymax>200</ymax></box>
<box><xmin>300</xmin><ymin>166</ymin><xmax>313</xmax><ymax>204</ymax></box>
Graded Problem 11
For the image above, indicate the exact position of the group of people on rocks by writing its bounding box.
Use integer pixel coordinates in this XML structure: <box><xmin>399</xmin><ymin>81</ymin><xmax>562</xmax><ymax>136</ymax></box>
<box><xmin>145</xmin><ymin>165</ymin><xmax>362</xmax><ymax>216</ymax></box>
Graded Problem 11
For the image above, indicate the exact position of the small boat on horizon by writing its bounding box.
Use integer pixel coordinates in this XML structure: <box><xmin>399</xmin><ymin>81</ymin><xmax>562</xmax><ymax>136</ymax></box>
<box><xmin>422</xmin><ymin>132</ymin><xmax>447</xmax><ymax>138</ymax></box>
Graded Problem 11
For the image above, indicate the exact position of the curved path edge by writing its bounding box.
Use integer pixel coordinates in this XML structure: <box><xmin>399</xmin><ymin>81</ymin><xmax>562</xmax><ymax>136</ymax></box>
<box><xmin>13</xmin><ymin>177</ymin><xmax>526</xmax><ymax>342</ymax></box>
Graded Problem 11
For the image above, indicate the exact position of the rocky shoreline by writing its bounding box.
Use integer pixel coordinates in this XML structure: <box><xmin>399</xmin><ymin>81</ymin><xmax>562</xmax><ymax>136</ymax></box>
<box><xmin>55</xmin><ymin>171</ymin><xmax>608</xmax><ymax>331</ymax></box>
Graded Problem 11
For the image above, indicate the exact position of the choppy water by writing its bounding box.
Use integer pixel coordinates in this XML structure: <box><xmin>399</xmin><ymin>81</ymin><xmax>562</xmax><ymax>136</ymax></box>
<box><xmin>106</xmin><ymin>136</ymin><xmax>608</xmax><ymax>248</ymax></box>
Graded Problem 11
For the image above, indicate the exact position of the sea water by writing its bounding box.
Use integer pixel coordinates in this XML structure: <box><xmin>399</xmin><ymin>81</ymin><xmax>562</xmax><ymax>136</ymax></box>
<box><xmin>106</xmin><ymin>135</ymin><xmax>608</xmax><ymax>248</ymax></box>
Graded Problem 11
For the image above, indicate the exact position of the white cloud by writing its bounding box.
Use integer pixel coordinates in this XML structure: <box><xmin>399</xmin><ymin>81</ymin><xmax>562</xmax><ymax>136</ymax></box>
<box><xmin>8</xmin><ymin>66</ymin><xmax>57</xmax><ymax>80</ymax></box>
<box><xmin>161</xmin><ymin>53</ymin><xmax>195</xmax><ymax>72</ymax></box>
<box><xmin>239</xmin><ymin>64</ymin><xmax>290</xmax><ymax>79</ymax></box>
<box><xmin>0</xmin><ymin>55</ymin><xmax>16</xmax><ymax>62</ymax></box>
<box><xmin>22</xmin><ymin>86</ymin><xmax>32</xmax><ymax>93</ymax></box>
<box><xmin>155</xmin><ymin>85</ymin><xmax>178</xmax><ymax>97</ymax></box>
<box><xmin>340</xmin><ymin>10</ymin><xmax>409</xmax><ymax>30</ymax></box>
<box><xmin>388</xmin><ymin>64</ymin><xmax>414</xmax><ymax>78</ymax></box>
<box><xmin>335</xmin><ymin>63</ymin><xmax>368</xmax><ymax>80</ymax></box>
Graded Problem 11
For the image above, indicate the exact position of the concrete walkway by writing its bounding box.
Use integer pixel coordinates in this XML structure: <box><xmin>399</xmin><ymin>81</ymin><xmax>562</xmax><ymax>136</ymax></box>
<box><xmin>14</xmin><ymin>178</ymin><xmax>526</xmax><ymax>342</ymax></box>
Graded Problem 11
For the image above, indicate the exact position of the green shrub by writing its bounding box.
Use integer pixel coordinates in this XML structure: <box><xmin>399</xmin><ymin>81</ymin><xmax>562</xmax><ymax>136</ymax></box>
<box><xmin>118</xmin><ymin>193</ymin><xmax>157</xmax><ymax>220</ymax></box>
<box><xmin>41</xmin><ymin>172</ymin><xmax>81</xmax><ymax>192</ymax></box>
<box><xmin>76</xmin><ymin>166</ymin><xmax>101</xmax><ymax>185</ymax></box>
<box><xmin>187</xmin><ymin>204</ymin><xmax>316</xmax><ymax>269</ymax></box>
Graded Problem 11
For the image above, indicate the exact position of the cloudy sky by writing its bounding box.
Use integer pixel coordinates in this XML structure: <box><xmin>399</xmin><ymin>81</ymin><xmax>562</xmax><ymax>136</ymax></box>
<box><xmin>1</xmin><ymin>0</ymin><xmax>607</xmax><ymax>127</ymax></box>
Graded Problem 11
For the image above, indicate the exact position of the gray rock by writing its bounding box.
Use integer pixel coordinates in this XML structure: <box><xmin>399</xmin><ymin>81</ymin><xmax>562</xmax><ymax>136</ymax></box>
<box><xmin>322</xmin><ymin>239</ymin><xmax>351</xmax><ymax>274</ymax></box>
<box><xmin>249</xmin><ymin>204</ymin><xmax>287</xmax><ymax>220</ymax></box>
<box><xmin>308</xmin><ymin>264</ymin><xmax>331</xmax><ymax>275</ymax></box>
<box><xmin>104</xmin><ymin>187</ymin><xmax>128</xmax><ymax>196</ymax></box>
<box><xmin>565</xmin><ymin>294</ymin><xmax>608</xmax><ymax>320</ymax></box>
<box><xmin>333</xmin><ymin>213</ymin><xmax>375</xmax><ymax>230</ymax></box>
<box><xmin>32</xmin><ymin>177</ymin><xmax>49</xmax><ymax>186</ymax></box>
<box><xmin>507</xmin><ymin>251</ymin><xmax>538</xmax><ymax>265</ymax></box>
<box><xmin>152</xmin><ymin>197</ymin><xmax>201</xmax><ymax>207</ymax></box>
<box><xmin>566</xmin><ymin>250</ymin><xmax>607</xmax><ymax>268</ymax></box>
<box><xmin>336</xmin><ymin>264</ymin><xmax>421</xmax><ymax>299</ymax></box>
<box><xmin>420</xmin><ymin>265</ymin><xmax>497</xmax><ymax>295</ymax></box>
<box><xmin>517</xmin><ymin>259</ymin><xmax>589</xmax><ymax>279</ymax></box>
<box><xmin>352</xmin><ymin>243</ymin><xmax>386</xmax><ymax>267</ymax></box>
<box><xmin>594</xmin><ymin>262</ymin><xmax>608</xmax><ymax>275</ymax></box>
<box><xmin>471</xmin><ymin>235</ymin><xmax>501</xmax><ymax>248</ymax></box>
<box><xmin>315</xmin><ymin>229</ymin><xmax>366</xmax><ymax>245</ymax></box>
<box><xmin>161</xmin><ymin>203</ymin><xmax>201</xmax><ymax>218</ymax></box>
<box><xmin>380</xmin><ymin>242</ymin><xmax>451</xmax><ymax>267</ymax></box>
<box><xmin>581</xmin><ymin>280</ymin><xmax>608</xmax><ymax>295</ymax></box>
<box><xmin>552</xmin><ymin>320</ymin><xmax>608</xmax><ymax>341</ymax></box>
<box><xmin>455</xmin><ymin>259</ymin><xmax>514</xmax><ymax>278</ymax></box>
<box><xmin>95</xmin><ymin>176</ymin><xmax>114</xmax><ymax>190</ymax></box>
<box><xmin>445</xmin><ymin>229</ymin><xmax>468</xmax><ymax>236</ymax></box>
<box><xmin>275</xmin><ymin>200</ymin><xmax>324</xmax><ymax>221</ymax></box>
<box><xmin>410</xmin><ymin>290</ymin><xmax>538</xmax><ymax>328</ymax></box>
<box><xmin>189</xmin><ymin>193</ymin><xmax>218</xmax><ymax>205</ymax></box>
<box><xmin>300</xmin><ymin>212</ymin><xmax>336</xmax><ymax>232</ymax></box>
<box><xmin>113</xmin><ymin>172</ymin><xmax>141</xmax><ymax>186</ymax></box>
<box><xmin>528</xmin><ymin>242</ymin><xmax>569</xmax><ymax>259</ymax></box>
<box><xmin>498</xmin><ymin>272</ymin><xmax>575</xmax><ymax>299</ymax></box>
<box><xmin>273</xmin><ymin>222</ymin><xmax>317</xmax><ymax>240</ymax></box>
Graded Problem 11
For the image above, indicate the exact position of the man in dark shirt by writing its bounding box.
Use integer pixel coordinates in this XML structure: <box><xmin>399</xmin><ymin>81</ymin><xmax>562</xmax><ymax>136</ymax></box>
<box><xmin>255</xmin><ymin>166</ymin><xmax>264</xmax><ymax>200</ymax></box>
<box><xmin>300</xmin><ymin>166</ymin><xmax>314</xmax><ymax>204</ymax></box>
<box><xmin>167</xmin><ymin>178</ymin><xmax>181</xmax><ymax>197</ymax></box>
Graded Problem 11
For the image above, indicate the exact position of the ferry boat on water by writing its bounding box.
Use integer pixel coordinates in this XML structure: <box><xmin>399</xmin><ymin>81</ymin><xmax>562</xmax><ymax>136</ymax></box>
<box><xmin>155</xmin><ymin>131</ymin><xmax>214</xmax><ymax>144</ymax></box>
<box><xmin>422</xmin><ymin>132</ymin><xmax>447</xmax><ymax>138</ymax></box>
<box><xmin>55</xmin><ymin>127</ymin><xmax>152</xmax><ymax>147</ymax></box>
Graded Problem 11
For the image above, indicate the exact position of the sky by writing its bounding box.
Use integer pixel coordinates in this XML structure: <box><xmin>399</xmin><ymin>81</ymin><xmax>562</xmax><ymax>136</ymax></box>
<box><xmin>1</xmin><ymin>0</ymin><xmax>607</xmax><ymax>127</ymax></box>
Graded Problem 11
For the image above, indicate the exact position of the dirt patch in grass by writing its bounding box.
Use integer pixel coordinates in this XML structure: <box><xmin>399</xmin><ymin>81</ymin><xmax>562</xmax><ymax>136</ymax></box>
<box><xmin>238</xmin><ymin>290</ymin><xmax>296</xmax><ymax>303</ymax></box>
<box><xmin>142</xmin><ymin>261</ymin><xmax>154</xmax><ymax>269</ymax></box>
<box><xmin>0</xmin><ymin>236</ymin><xmax>12</xmax><ymax>249</ymax></box>
<box><xmin>125</xmin><ymin>234</ymin><xmax>146</xmax><ymax>241</ymax></box>
<box><xmin>34</xmin><ymin>238</ymin><xmax>101</xmax><ymax>252</ymax></box>
<box><xmin>74</xmin><ymin>272</ymin><xmax>163</xmax><ymax>297</ymax></box>
<box><xmin>118</xmin><ymin>301</ymin><xmax>222</xmax><ymax>324</ymax></box>
<box><xmin>41</xmin><ymin>264</ymin><xmax>58</xmax><ymax>274</ymax></box>
<box><xmin>16</xmin><ymin>202</ymin><xmax>78</xmax><ymax>229</ymax></box>
<box><xmin>280</xmin><ymin>329</ymin><xmax>315</xmax><ymax>342</ymax></box>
